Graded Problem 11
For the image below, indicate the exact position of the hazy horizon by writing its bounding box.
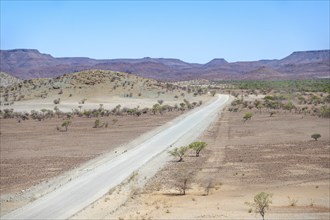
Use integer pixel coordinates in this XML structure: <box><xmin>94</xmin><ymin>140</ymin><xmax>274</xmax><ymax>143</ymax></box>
<box><xmin>2</xmin><ymin>48</ymin><xmax>330</xmax><ymax>65</ymax></box>
<box><xmin>1</xmin><ymin>1</ymin><xmax>329</xmax><ymax>63</ymax></box>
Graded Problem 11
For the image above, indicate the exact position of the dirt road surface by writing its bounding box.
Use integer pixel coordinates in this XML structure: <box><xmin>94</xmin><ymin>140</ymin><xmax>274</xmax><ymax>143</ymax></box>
<box><xmin>2</xmin><ymin>95</ymin><xmax>229</xmax><ymax>220</ymax></box>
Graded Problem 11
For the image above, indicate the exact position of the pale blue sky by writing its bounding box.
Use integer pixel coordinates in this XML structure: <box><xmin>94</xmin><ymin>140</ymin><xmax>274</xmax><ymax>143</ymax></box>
<box><xmin>1</xmin><ymin>1</ymin><xmax>329</xmax><ymax>63</ymax></box>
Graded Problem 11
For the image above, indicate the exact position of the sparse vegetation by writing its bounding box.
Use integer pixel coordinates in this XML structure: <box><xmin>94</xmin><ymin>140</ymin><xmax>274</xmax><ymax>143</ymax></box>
<box><xmin>288</xmin><ymin>196</ymin><xmax>298</xmax><ymax>206</ymax></box>
<box><xmin>212</xmin><ymin>79</ymin><xmax>330</xmax><ymax>119</ymax></box>
<box><xmin>203</xmin><ymin>180</ymin><xmax>213</xmax><ymax>196</ymax></box>
<box><xmin>1</xmin><ymin>69</ymin><xmax>329</xmax><ymax>218</ymax></box>
<box><xmin>80</xmin><ymin>98</ymin><xmax>87</xmax><ymax>104</ymax></box>
<box><xmin>245</xmin><ymin>192</ymin><xmax>272</xmax><ymax>220</ymax></box>
<box><xmin>168</xmin><ymin>146</ymin><xmax>189</xmax><ymax>162</ymax></box>
<box><xmin>189</xmin><ymin>141</ymin><xmax>207</xmax><ymax>157</ymax></box>
<box><xmin>61</xmin><ymin>120</ymin><xmax>71</xmax><ymax>132</ymax></box>
<box><xmin>53</xmin><ymin>98</ymin><xmax>60</xmax><ymax>104</ymax></box>
<box><xmin>176</xmin><ymin>177</ymin><xmax>189</xmax><ymax>195</ymax></box>
<box><xmin>243</xmin><ymin>112</ymin><xmax>253</xmax><ymax>122</ymax></box>
<box><xmin>319</xmin><ymin>105</ymin><xmax>330</xmax><ymax>118</ymax></box>
<box><xmin>152</xmin><ymin>103</ymin><xmax>161</xmax><ymax>115</ymax></box>
<box><xmin>93</xmin><ymin>119</ymin><xmax>108</xmax><ymax>128</ymax></box>
<box><xmin>210</xmin><ymin>90</ymin><xmax>216</xmax><ymax>96</ymax></box>
<box><xmin>217</xmin><ymin>79</ymin><xmax>330</xmax><ymax>93</ymax></box>
<box><xmin>112</xmin><ymin>118</ymin><xmax>118</xmax><ymax>124</ymax></box>
<box><xmin>311</xmin><ymin>133</ymin><xmax>321</xmax><ymax>141</ymax></box>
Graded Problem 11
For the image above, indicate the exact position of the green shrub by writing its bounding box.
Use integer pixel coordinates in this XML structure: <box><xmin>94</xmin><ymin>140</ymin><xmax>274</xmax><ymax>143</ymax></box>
<box><xmin>189</xmin><ymin>141</ymin><xmax>207</xmax><ymax>157</ymax></box>
<box><xmin>311</xmin><ymin>133</ymin><xmax>321</xmax><ymax>141</ymax></box>
<box><xmin>168</xmin><ymin>146</ymin><xmax>189</xmax><ymax>162</ymax></box>
<box><xmin>243</xmin><ymin>112</ymin><xmax>253</xmax><ymax>121</ymax></box>
<box><xmin>245</xmin><ymin>192</ymin><xmax>272</xmax><ymax>220</ymax></box>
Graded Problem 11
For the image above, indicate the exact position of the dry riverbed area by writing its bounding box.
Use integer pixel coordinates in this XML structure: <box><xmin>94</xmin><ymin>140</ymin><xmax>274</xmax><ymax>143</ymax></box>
<box><xmin>80</xmin><ymin>110</ymin><xmax>329</xmax><ymax>219</ymax></box>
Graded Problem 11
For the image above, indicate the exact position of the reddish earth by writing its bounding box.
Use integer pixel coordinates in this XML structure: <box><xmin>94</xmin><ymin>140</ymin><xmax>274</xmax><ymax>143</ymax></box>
<box><xmin>101</xmin><ymin>110</ymin><xmax>330</xmax><ymax>220</ymax></box>
<box><xmin>0</xmin><ymin>112</ymin><xmax>180</xmax><ymax>195</ymax></box>
<box><xmin>1</xmin><ymin>102</ymin><xmax>329</xmax><ymax>219</ymax></box>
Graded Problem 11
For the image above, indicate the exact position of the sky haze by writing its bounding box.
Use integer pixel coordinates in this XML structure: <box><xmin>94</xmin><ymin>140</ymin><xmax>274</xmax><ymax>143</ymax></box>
<box><xmin>1</xmin><ymin>1</ymin><xmax>329</xmax><ymax>63</ymax></box>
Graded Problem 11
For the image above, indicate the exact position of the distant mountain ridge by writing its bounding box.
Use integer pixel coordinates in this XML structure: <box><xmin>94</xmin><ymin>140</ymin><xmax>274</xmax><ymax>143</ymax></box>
<box><xmin>278</xmin><ymin>50</ymin><xmax>330</xmax><ymax>65</ymax></box>
<box><xmin>0</xmin><ymin>49</ymin><xmax>329</xmax><ymax>80</ymax></box>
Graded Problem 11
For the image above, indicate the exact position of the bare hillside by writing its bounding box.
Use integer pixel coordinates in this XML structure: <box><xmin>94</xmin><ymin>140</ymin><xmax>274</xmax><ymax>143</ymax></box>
<box><xmin>0</xmin><ymin>70</ymin><xmax>210</xmax><ymax>112</ymax></box>
<box><xmin>0</xmin><ymin>72</ymin><xmax>22</xmax><ymax>87</ymax></box>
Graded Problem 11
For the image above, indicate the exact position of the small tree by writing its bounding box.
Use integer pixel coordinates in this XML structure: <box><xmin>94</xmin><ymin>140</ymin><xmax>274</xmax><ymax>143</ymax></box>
<box><xmin>311</xmin><ymin>133</ymin><xmax>321</xmax><ymax>141</ymax></box>
<box><xmin>203</xmin><ymin>180</ymin><xmax>214</xmax><ymax>196</ymax></box>
<box><xmin>173</xmin><ymin>171</ymin><xmax>193</xmax><ymax>196</ymax></box>
<box><xmin>93</xmin><ymin>119</ymin><xmax>107</xmax><ymax>128</ymax></box>
<box><xmin>243</xmin><ymin>112</ymin><xmax>253</xmax><ymax>122</ymax></box>
<box><xmin>61</xmin><ymin>120</ymin><xmax>71</xmax><ymax>132</ymax></box>
<box><xmin>176</xmin><ymin>178</ymin><xmax>188</xmax><ymax>195</ymax></box>
<box><xmin>80</xmin><ymin>98</ymin><xmax>87</xmax><ymax>104</ymax></box>
<box><xmin>152</xmin><ymin>103</ymin><xmax>160</xmax><ymax>114</ymax></box>
<box><xmin>94</xmin><ymin>119</ymin><xmax>101</xmax><ymax>128</ymax></box>
<box><xmin>189</xmin><ymin>141</ymin><xmax>207</xmax><ymax>157</ymax></box>
<box><xmin>54</xmin><ymin>106</ymin><xmax>61</xmax><ymax>118</ymax></box>
<box><xmin>168</xmin><ymin>146</ymin><xmax>189</xmax><ymax>162</ymax></box>
<box><xmin>320</xmin><ymin>105</ymin><xmax>330</xmax><ymax>118</ymax></box>
<box><xmin>53</xmin><ymin>98</ymin><xmax>60</xmax><ymax>104</ymax></box>
<box><xmin>246</xmin><ymin>192</ymin><xmax>272</xmax><ymax>220</ymax></box>
<box><xmin>179</xmin><ymin>103</ymin><xmax>186</xmax><ymax>112</ymax></box>
<box><xmin>283</xmin><ymin>101</ymin><xmax>296</xmax><ymax>112</ymax></box>
<box><xmin>40</xmin><ymin>108</ymin><xmax>47</xmax><ymax>116</ymax></box>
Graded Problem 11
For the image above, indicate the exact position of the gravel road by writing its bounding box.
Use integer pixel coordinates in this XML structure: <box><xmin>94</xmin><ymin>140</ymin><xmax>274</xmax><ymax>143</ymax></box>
<box><xmin>2</xmin><ymin>95</ymin><xmax>229</xmax><ymax>220</ymax></box>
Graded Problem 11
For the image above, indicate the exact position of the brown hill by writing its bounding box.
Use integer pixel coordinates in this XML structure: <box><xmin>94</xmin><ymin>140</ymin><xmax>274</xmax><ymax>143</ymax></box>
<box><xmin>241</xmin><ymin>67</ymin><xmax>284</xmax><ymax>80</ymax></box>
<box><xmin>0</xmin><ymin>70</ymin><xmax>210</xmax><ymax>112</ymax></box>
<box><xmin>1</xmin><ymin>49</ymin><xmax>329</xmax><ymax>80</ymax></box>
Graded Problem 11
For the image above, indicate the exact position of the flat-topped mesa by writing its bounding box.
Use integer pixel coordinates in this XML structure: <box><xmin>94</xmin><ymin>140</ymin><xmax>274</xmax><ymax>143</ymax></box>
<box><xmin>1</xmin><ymin>49</ymin><xmax>55</xmax><ymax>63</ymax></box>
<box><xmin>6</xmin><ymin>49</ymin><xmax>40</xmax><ymax>53</ymax></box>
<box><xmin>204</xmin><ymin>58</ymin><xmax>229</xmax><ymax>68</ymax></box>
<box><xmin>1</xmin><ymin>49</ymin><xmax>329</xmax><ymax>80</ymax></box>
<box><xmin>279</xmin><ymin>50</ymin><xmax>330</xmax><ymax>65</ymax></box>
<box><xmin>2</xmin><ymin>49</ymin><xmax>54</xmax><ymax>58</ymax></box>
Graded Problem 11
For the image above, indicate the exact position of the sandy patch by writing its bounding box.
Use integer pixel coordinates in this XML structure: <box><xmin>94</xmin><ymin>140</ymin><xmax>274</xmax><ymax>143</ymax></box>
<box><xmin>0</xmin><ymin>112</ymin><xmax>181</xmax><ymax>215</ymax></box>
<box><xmin>88</xmin><ymin>110</ymin><xmax>330</xmax><ymax>219</ymax></box>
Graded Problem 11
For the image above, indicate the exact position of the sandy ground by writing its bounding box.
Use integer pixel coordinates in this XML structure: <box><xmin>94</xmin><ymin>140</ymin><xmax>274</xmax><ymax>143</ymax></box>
<box><xmin>1</xmin><ymin>69</ymin><xmax>211</xmax><ymax>113</ymax></box>
<box><xmin>70</xmin><ymin>95</ymin><xmax>231</xmax><ymax>220</ymax></box>
<box><xmin>0</xmin><ymin>70</ymin><xmax>214</xmax><ymax>216</ymax></box>
<box><xmin>0</xmin><ymin>111</ymin><xmax>183</xmax><ymax>215</ymax></box>
<box><xmin>79</xmin><ymin>110</ymin><xmax>329</xmax><ymax>219</ymax></box>
<box><xmin>6</xmin><ymin>95</ymin><xmax>209</xmax><ymax>113</ymax></box>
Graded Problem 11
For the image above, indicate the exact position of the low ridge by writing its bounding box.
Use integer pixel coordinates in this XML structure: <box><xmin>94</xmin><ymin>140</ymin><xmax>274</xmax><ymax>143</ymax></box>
<box><xmin>0</xmin><ymin>49</ymin><xmax>329</xmax><ymax>80</ymax></box>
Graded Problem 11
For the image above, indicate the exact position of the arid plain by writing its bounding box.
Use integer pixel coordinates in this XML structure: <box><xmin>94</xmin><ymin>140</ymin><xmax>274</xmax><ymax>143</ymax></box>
<box><xmin>0</xmin><ymin>69</ymin><xmax>329</xmax><ymax>219</ymax></box>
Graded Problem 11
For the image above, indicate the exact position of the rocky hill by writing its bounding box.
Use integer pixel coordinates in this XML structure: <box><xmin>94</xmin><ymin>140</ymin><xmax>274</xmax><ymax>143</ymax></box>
<box><xmin>1</xmin><ymin>49</ymin><xmax>329</xmax><ymax>80</ymax></box>
<box><xmin>0</xmin><ymin>72</ymin><xmax>22</xmax><ymax>87</ymax></box>
<box><xmin>0</xmin><ymin>69</ymin><xmax>208</xmax><ymax>105</ymax></box>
